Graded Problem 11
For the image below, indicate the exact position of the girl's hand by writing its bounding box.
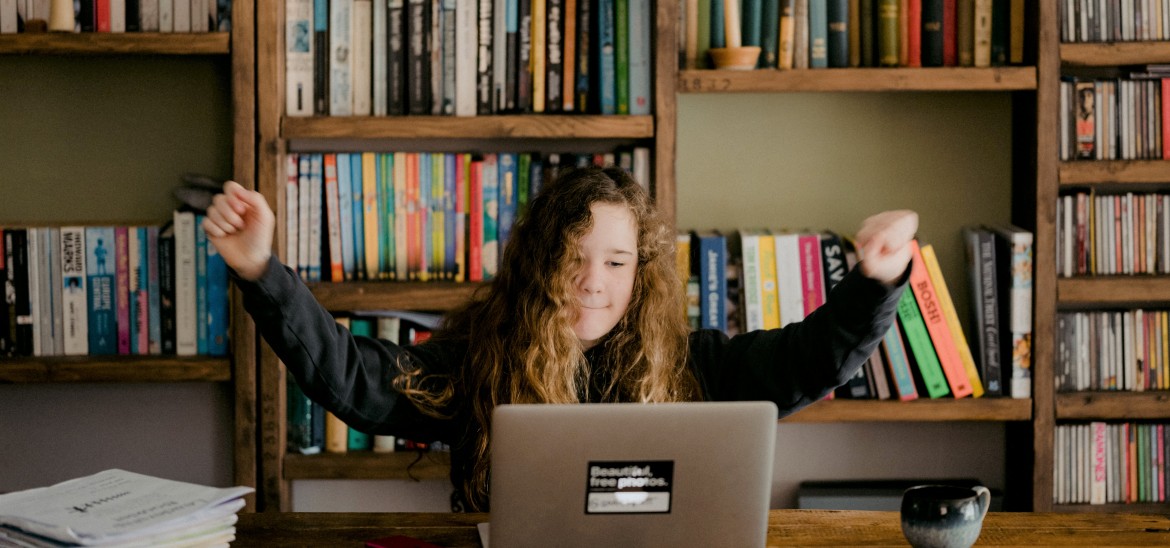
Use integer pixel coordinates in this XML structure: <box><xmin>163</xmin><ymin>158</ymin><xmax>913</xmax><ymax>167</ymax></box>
<box><xmin>202</xmin><ymin>181</ymin><xmax>275</xmax><ymax>281</ymax></box>
<box><xmin>854</xmin><ymin>210</ymin><xmax>918</xmax><ymax>286</ymax></box>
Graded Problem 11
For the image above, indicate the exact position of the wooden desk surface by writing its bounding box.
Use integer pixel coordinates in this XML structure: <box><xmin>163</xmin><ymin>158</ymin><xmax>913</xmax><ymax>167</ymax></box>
<box><xmin>234</xmin><ymin>509</ymin><xmax>1170</xmax><ymax>547</ymax></box>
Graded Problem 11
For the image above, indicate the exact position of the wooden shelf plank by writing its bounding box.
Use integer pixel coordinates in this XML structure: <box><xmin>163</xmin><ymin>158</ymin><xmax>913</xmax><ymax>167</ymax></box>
<box><xmin>1055</xmin><ymin>503</ymin><xmax>1170</xmax><ymax>514</ymax></box>
<box><xmin>282</xmin><ymin>115</ymin><xmax>655</xmax><ymax>139</ymax></box>
<box><xmin>1059</xmin><ymin>160</ymin><xmax>1170</xmax><ymax>185</ymax></box>
<box><xmin>1061</xmin><ymin>42</ymin><xmax>1170</xmax><ymax>66</ymax></box>
<box><xmin>1058</xmin><ymin>277</ymin><xmax>1170</xmax><ymax>306</ymax></box>
<box><xmin>0</xmin><ymin>32</ymin><xmax>230</xmax><ymax>55</ymax></box>
<box><xmin>677</xmin><ymin>67</ymin><xmax>1037</xmax><ymax>93</ymax></box>
<box><xmin>779</xmin><ymin>398</ymin><xmax>1032</xmax><ymax>422</ymax></box>
<box><xmin>308</xmin><ymin>282</ymin><xmax>484</xmax><ymax>312</ymax></box>
<box><xmin>0</xmin><ymin>356</ymin><xmax>231</xmax><ymax>383</ymax></box>
<box><xmin>284</xmin><ymin>452</ymin><xmax>451</xmax><ymax>480</ymax></box>
<box><xmin>1055</xmin><ymin>392</ymin><xmax>1170</xmax><ymax>420</ymax></box>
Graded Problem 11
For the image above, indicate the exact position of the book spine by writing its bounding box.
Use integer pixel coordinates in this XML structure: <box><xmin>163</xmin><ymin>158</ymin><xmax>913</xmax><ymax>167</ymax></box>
<box><xmin>798</xmin><ymin>234</ymin><xmax>825</xmax><ymax>315</ymax></box>
<box><xmin>441</xmin><ymin>0</ymin><xmax>457</xmax><ymax>114</ymax></box>
<box><xmin>324</xmin><ymin>410</ymin><xmax>350</xmax><ymax>453</ymax></box>
<box><xmin>908</xmin><ymin>240</ymin><xmax>973</xmax><ymax>398</ymax></box>
<box><xmin>613</xmin><ymin>0</ymin><xmax>629</xmax><ymax>111</ymax></box>
<box><xmin>324</xmin><ymin>153</ymin><xmax>344</xmax><ymax>282</ymax></box>
<box><xmin>882</xmin><ymin>320</ymin><xmax>919</xmax><ymax>400</ymax></box>
<box><xmin>206</xmin><ymin>239</ymin><xmax>228</xmax><ymax>357</ymax></box>
<box><xmin>760</xmin><ymin>0</ymin><xmax>780</xmax><ymax>68</ymax></box>
<box><xmin>195</xmin><ymin>217</ymin><xmax>208</xmax><ymax>355</ymax></box>
<box><xmin>808</xmin><ymin>0</ymin><xmax>828</xmax><ymax>67</ymax></box>
<box><xmin>48</xmin><ymin>228</ymin><xmax>64</xmax><ymax>356</ymax></box>
<box><xmin>454</xmin><ymin>0</ymin><xmax>478</xmax><ymax>116</ymax></box>
<box><xmin>373</xmin><ymin>0</ymin><xmax>388</xmax><ymax>115</ymax></box>
<box><xmin>826</xmin><ymin>0</ymin><xmax>848</xmax><ymax>67</ymax></box>
<box><xmin>921</xmin><ymin>243</ymin><xmax>985</xmax><ymax>397</ymax></box>
<box><xmin>965</xmin><ymin>227</ymin><xmax>1003</xmax><ymax>396</ymax></box>
<box><xmin>9</xmin><ymin>230</ymin><xmax>31</xmax><ymax>356</ymax></box>
<box><xmin>382</xmin><ymin>154</ymin><xmax>398</xmax><ymax>280</ymax></box>
<box><xmin>492</xmin><ymin>0</ymin><xmax>507</xmax><ymax>112</ymax></box>
<box><xmin>85</xmin><ymin>227</ymin><xmax>116</xmax><ymax>355</ymax></box>
<box><xmin>159</xmin><ymin>225</ymin><xmax>176</xmax><ymax>355</ymax></box>
<box><xmin>394</xmin><ymin>152</ymin><xmax>409</xmax><ymax>281</ymax></box>
<box><xmin>468</xmin><ymin>158</ymin><xmax>484</xmax><ymax>282</ymax></box>
<box><xmin>297</xmin><ymin>155</ymin><xmax>312</xmax><ymax>278</ymax></box>
<box><xmin>497</xmin><ymin>153</ymin><xmax>518</xmax><ymax>257</ymax></box>
<box><xmin>877</xmin><ymin>0</ymin><xmax>898</xmax><ymax>66</ymax></box>
<box><xmin>173</xmin><ymin>0</ymin><xmax>188</xmax><ymax>32</ymax></box>
<box><xmin>546</xmin><ymin>0</ymin><xmax>564</xmax><ymax>111</ymax></box>
<box><xmin>351</xmin><ymin>0</ymin><xmax>373</xmax><ymax>115</ymax></box>
<box><xmin>388</xmin><ymin>0</ymin><xmax>407</xmax><ymax>115</ymax></box>
<box><xmin>739</xmin><ymin>233</ymin><xmax>764</xmax><ymax>332</ymax></box>
<box><xmin>777</xmin><ymin>0</ymin><xmax>795</xmax><ymax>68</ymax></box>
<box><xmin>956</xmin><ymin>0</ymin><xmax>973</xmax><ymax>65</ymax></box>
<box><xmin>757</xmin><ymin>234</ymin><xmax>780</xmax><ymax>329</ymax></box>
<box><xmin>286</xmin><ymin>154</ymin><xmax>300</xmax><ymax>266</ymax></box>
<box><xmin>972</xmin><ymin>0</ymin><xmax>989</xmax><ymax>67</ymax></box>
<box><xmin>774</xmin><ymin>233</ymin><xmax>804</xmax><ymax>326</ymax></box>
<box><xmin>135</xmin><ymin>226</ymin><xmax>150</xmax><ymax>355</ymax></box>
<box><xmin>561</xmin><ymin>0</ymin><xmax>576</xmax><ymax>111</ymax></box>
<box><xmin>518</xmin><ymin>0</ymin><xmax>533</xmax><ymax>111</ymax></box>
<box><xmin>308</xmin><ymin>154</ymin><xmax>324</xmax><ymax>281</ymax></box>
<box><xmin>921</xmin><ymin>0</ymin><xmax>942</xmax><ymax>66</ymax></box>
<box><xmin>531</xmin><ymin>0</ymin><xmax>546</xmax><ymax>112</ymax></box>
<box><xmin>477</xmin><ymin>0</ymin><xmax>494</xmax><ymax>113</ymax></box>
<box><xmin>114</xmin><ymin>226</ymin><xmax>130</xmax><ymax>355</ymax></box>
<box><xmin>27</xmin><ymin>229</ymin><xmax>41</xmax><ymax>356</ymax></box>
<box><xmin>330</xmin><ymin>0</ymin><xmax>354</xmax><ymax>115</ymax></box>
<box><xmin>597</xmin><ymin>0</ymin><xmax>615</xmax><ymax>113</ymax></box>
<box><xmin>896</xmin><ymin>287</ymin><xmax>951</xmax><ymax>398</ymax></box>
<box><xmin>60</xmin><ymin>227</ymin><xmax>88</xmax><ymax>356</ymax></box>
<box><xmin>362</xmin><ymin>152</ymin><xmax>380</xmax><ymax>279</ymax></box>
<box><xmin>287</xmin><ymin>372</ymin><xmax>321</xmax><ymax>454</ymax></box>
<box><xmin>697</xmin><ymin>233</ymin><xmax>728</xmax><ymax>332</ymax></box>
<box><xmin>175</xmin><ymin>211</ymin><xmax>198</xmax><ymax>356</ymax></box>
<box><xmin>481</xmin><ymin>154</ymin><xmax>499</xmax><ymax>280</ymax></box>
<box><xmin>505</xmin><ymin>0</ymin><xmax>519</xmax><ymax>111</ymax></box>
<box><xmin>941</xmin><ymin>0</ymin><xmax>955</xmax><ymax>65</ymax></box>
<box><xmin>628</xmin><ymin>0</ymin><xmax>650</xmax><ymax>113</ymax></box>
<box><xmin>337</xmin><ymin>153</ymin><xmax>356</xmax><ymax>280</ymax></box>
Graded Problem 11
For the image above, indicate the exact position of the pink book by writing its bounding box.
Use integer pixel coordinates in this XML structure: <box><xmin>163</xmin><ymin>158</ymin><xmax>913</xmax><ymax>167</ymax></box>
<box><xmin>115</xmin><ymin>226</ymin><xmax>131</xmax><ymax>355</ymax></box>
<box><xmin>797</xmin><ymin>234</ymin><xmax>825</xmax><ymax>317</ymax></box>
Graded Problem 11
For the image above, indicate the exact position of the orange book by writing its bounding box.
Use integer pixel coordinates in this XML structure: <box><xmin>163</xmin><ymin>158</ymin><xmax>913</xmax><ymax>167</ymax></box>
<box><xmin>323</xmin><ymin>154</ymin><xmax>345</xmax><ymax>282</ymax></box>
<box><xmin>908</xmin><ymin>240</ymin><xmax>973</xmax><ymax>398</ymax></box>
<box><xmin>920</xmin><ymin>243</ymin><xmax>984</xmax><ymax>397</ymax></box>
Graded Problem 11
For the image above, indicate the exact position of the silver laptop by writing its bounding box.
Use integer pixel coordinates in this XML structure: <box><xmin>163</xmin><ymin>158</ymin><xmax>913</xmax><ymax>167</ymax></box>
<box><xmin>488</xmin><ymin>401</ymin><xmax>778</xmax><ymax>548</ymax></box>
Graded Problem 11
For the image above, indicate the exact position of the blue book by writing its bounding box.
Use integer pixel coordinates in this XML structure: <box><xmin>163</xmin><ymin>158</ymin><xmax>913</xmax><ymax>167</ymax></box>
<box><xmin>627</xmin><ymin>0</ymin><xmax>651</xmax><ymax>114</ymax></box>
<box><xmin>206</xmin><ymin>239</ymin><xmax>228</xmax><ymax>356</ymax></box>
<box><xmin>351</xmin><ymin>153</ymin><xmax>366</xmax><ymax>280</ymax></box>
<box><xmin>695</xmin><ymin>231</ymin><xmax>727</xmax><ymax>332</ymax></box>
<box><xmin>85</xmin><ymin>226</ymin><xmax>117</xmax><ymax>355</ymax></box>
<box><xmin>146</xmin><ymin>226</ymin><xmax>161</xmax><ymax>355</ymax></box>
<box><xmin>195</xmin><ymin>216</ymin><xmax>209</xmax><ymax>355</ymax></box>
<box><xmin>808</xmin><ymin>0</ymin><xmax>828</xmax><ymax>68</ymax></box>
<box><xmin>444</xmin><ymin>153</ymin><xmax>457</xmax><ymax>280</ymax></box>
<box><xmin>337</xmin><ymin>153</ymin><xmax>355</xmax><ymax>280</ymax></box>
<box><xmin>710</xmin><ymin>0</ymin><xmax>725</xmax><ymax>48</ymax></box>
<box><xmin>497</xmin><ymin>153</ymin><xmax>518</xmax><ymax>256</ymax></box>
<box><xmin>308</xmin><ymin>154</ymin><xmax>324</xmax><ymax>282</ymax></box>
<box><xmin>136</xmin><ymin>226</ymin><xmax>149</xmax><ymax>355</ymax></box>
<box><xmin>597</xmin><ymin>0</ymin><xmax>616</xmax><ymax>114</ymax></box>
<box><xmin>529</xmin><ymin>153</ymin><xmax>544</xmax><ymax>199</ymax></box>
<box><xmin>482</xmin><ymin>154</ymin><xmax>499</xmax><ymax>280</ymax></box>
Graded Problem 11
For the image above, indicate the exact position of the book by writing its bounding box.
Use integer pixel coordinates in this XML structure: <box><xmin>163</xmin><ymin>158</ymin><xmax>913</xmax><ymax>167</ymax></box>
<box><xmin>58</xmin><ymin>225</ymin><xmax>86</xmax><ymax>349</ymax></box>
<box><xmin>314</xmin><ymin>0</ymin><xmax>330</xmax><ymax>114</ymax></box>
<box><xmin>920</xmin><ymin>242</ymin><xmax>984</xmax><ymax>397</ymax></box>
<box><xmin>907</xmin><ymin>240</ymin><xmax>974</xmax><ymax>398</ymax></box>
<box><xmin>174</xmin><ymin>211</ymin><xmax>198</xmax><ymax>356</ymax></box>
<box><xmin>895</xmin><ymin>286</ymin><xmax>950</xmax><ymax>398</ymax></box>
<box><xmin>286</xmin><ymin>0</ymin><xmax>314</xmax><ymax>116</ymax></box>
<box><xmin>85</xmin><ymin>227</ymin><xmax>117</xmax><ymax>356</ymax></box>
<box><xmin>351</xmin><ymin>0</ymin><xmax>373</xmax><ymax>115</ymax></box>
<box><xmin>988</xmin><ymin>222</ymin><xmax>1033</xmax><ymax>399</ymax></box>
<box><xmin>693</xmin><ymin>231</ymin><xmax>728</xmax><ymax>332</ymax></box>
<box><xmin>330</xmin><ymin>0</ymin><xmax>354</xmax><ymax>115</ymax></box>
<box><xmin>963</xmin><ymin>226</ymin><xmax>1002</xmax><ymax>396</ymax></box>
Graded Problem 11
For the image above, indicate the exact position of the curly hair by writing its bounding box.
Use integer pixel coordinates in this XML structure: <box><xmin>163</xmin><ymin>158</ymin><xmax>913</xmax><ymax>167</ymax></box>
<box><xmin>393</xmin><ymin>165</ymin><xmax>699</xmax><ymax>511</ymax></box>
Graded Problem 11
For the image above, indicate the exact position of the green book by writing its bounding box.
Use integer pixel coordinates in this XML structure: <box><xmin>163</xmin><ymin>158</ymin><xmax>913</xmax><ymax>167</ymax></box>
<box><xmin>614</xmin><ymin>0</ymin><xmax>630</xmax><ymax>114</ymax></box>
<box><xmin>896</xmin><ymin>287</ymin><xmax>950</xmax><ymax>398</ymax></box>
<box><xmin>379</xmin><ymin>153</ymin><xmax>395</xmax><ymax>279</ymax></box>
<box><xmin>876</xmin><ymin>0</ymin><xmax>898</xmax><ymax>67</ymax></box>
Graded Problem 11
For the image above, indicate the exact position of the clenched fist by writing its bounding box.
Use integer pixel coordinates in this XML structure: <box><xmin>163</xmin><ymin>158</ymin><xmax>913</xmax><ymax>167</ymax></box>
<box><xmin>854</xmin><ymin>210</ymin><xmax>918</xmax><ymax>286</ymax></box>
<box><xmin>202</xmin><ymin>181</ymin><xmax>276</xmax><ymax>281</ymax></box>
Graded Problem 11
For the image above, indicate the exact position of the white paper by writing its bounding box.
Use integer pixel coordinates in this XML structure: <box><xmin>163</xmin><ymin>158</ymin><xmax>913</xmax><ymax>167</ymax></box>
<box><xmin>0</xmin><ymin>470</ymin><xmax>251</xmax><ymax>546</ymax></box>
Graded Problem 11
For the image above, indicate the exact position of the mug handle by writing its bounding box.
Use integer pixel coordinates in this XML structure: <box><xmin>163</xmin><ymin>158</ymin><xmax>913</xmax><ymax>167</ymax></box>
<box><xmin>973</xmin><ymin>486</ymin><xmax>991</xmax><ymax>519</ymax></box>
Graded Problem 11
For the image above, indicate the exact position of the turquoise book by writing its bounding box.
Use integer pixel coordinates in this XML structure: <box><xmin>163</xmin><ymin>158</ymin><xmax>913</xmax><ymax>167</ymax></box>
<box><xmin>808</xmin><ymin>0</ymin><xmax>828</xmax><ymax>68</ymax></box>
<box><xmin>84</xmin><ymin>226</ymin><xmax>116</xmax><ymax>355</ymax></box>
<box><xmin>497</xmin><ymin>153</ymin><xmax>518</xmax><ymax>258</ymax></box>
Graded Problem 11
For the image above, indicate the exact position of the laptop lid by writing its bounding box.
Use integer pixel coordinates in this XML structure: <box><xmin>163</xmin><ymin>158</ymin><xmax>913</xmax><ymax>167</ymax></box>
<box><xmin>489</xmin><ymin>401</ymin><xmax>778</xmax><ymax>548</ymax></box>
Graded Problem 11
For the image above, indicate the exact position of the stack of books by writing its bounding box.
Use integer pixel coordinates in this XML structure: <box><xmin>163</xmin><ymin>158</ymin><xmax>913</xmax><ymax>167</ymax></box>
<box><xmin>0</xmin><ymin>469</ymin><xmax>252</xmax><ymax>547</ymax></box>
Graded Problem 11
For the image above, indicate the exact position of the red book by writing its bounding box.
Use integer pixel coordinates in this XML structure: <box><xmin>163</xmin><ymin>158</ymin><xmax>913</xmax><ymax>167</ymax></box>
<box><xmin>943</xmin><ymin>0</ymin><xmax>956</xmax><ymax>65</ymax></box>
<box><xmin>323</xmin><ymin>154</ymin><xmax>344</xmax><ymax>282</ymax></box>
<box><xmin>96</xmin><ymin>0</ymin><xmax>110</xmax><ymax>31</ymax></box>
<box><xmin>468</xmin><ymin>159</ymin><xmax>484</xmax><ymax>282</ymax></box>
<box><xmin>115</xmin><ymin>226</ymin><xmax>130</xmax><ymax>355</ymax></box>
<box><xmin>908</xmin><ymin>0</ymin><xmax>922</xmax><ymax>67</ymax></box>
<box><xmin>907</xmin><ymin>240</ymin><xmax>973</xmax><ymax>398</ymax></box>
<box><xmin>797</xmin><ymin>234</ymin><xmax>825</xmax><ymax>317</ymax></box>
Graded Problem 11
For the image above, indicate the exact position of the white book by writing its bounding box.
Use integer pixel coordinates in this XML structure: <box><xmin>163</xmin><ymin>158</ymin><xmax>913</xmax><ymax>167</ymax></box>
<box><xmin>27</xmin><ymin>228</ymin><xmax>42</xmax><ymax>357</ymax></box>
<box><xmin>440</xmin><ymin>0</ymin><xmax>455</xmax><ymax>114</ymax></box>
<box><xmin>173</xmin><ymin>0</ymin><xmax>190</xmax><ymax>31</ymax></box>
<box><xmin>286</xmin><ymin>0</ymin><xmax>315</xmax><ymax>116</ymax></box>
<box><xmin>627</xmin><ymin>0</ymin><xmax>650</xmax><ymax>114</ymax></box>
<box><xmin>175</xmin><ymin>211</ymin><xmax>198</xmax><ymax>357</ymax></box>
<box><xmin>190</xmin><ymin>0</ymin><xmax>207</xmax><ymax>31</ymax></box>
<box><xmin>110</xmin><ymin>0</ymin><xmax>125</xmax><ymax>30</ymax></box>
<box><xmin>632</xmin><ymin>146</ymin><xmax>650</xmax><ymax>190</ymax></box>
<box><xmin>298</xmin><ymin>154</ymin><xmax>312</xmax><ymax>278</ymax></box>
<box><xmin>372</xmin><ymin>0</ymin><xmax>388</xmax><ymax>115</ymax></box>
<box><xmin>141</xmin><ymin>0</ymin><xmax>159</xmax><ymax>29</ymax></box>
<box><xmin>454</xmin><ymin>0</ymin><xmax>478</xmax><ymax>116</ymax></box>
<box><xmin>352</xmin><ymin>0</ymin><xmax>373</xmax><ymax>115</ymax></box>
<box><xmin>160</xmin><ymin>0</ymin><xmax>173</xmax><ymax>30</ymax></box>
<box><xmin>330</xmin><ymin>0</ymin><xmax>354</xmax><ymax>115</ymax></box>
<box><xmin>48</xmin><ymin>227</ymin><xmax>63</xmax><ymax>356</ymax></box>
<box><xmin>738</xmin><ymin>231</ymin><xmax>763</xmax><ymax>332</ymax></box>
<box><xmin>1091</xmin><ymin>421</ymin><xmax>1107</xmax><ymax>504</ymax></box>
<box><xmin>0</xmin><ymin>0</ymin><xmax>16</xmax><ymax>33</ymax></box>
<box><xmin>773</xmin><ymin>232</ymin><xmax>804</xmax><ymax>327</ymax></box>
<box><xmin>59</xmin><ymin>227</ymin><xmax>88</xmax><ymax>356</ymax></box>
<box><xmin>286</xmin><ymin>154</ymin><xmax>300</xmax><ymax>266</ymax></box>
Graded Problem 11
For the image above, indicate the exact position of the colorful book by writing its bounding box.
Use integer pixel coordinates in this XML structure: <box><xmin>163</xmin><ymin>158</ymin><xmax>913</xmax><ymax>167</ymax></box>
<box><xmin>988</xmin><ymin>222</ymin><xmax>1033</xmax><ymax>399</ymax></box>
<box><xmin>920</xmin><ymin>243</ymin><xmax>984</xmax><ymax>397</ymax></box>
<box><xmin>907</xmin><ymin>240</ymin><xmax>973</xmax><ymax>398</ymax></box>
<box><xmin>60</xmin><ymin>227</ymin><xmax>88</xmax><ymax>356</ymax></box>
<box><xmin>896</xmin><ymin>286</ymin><xmax>950</xmax><ymax>398</ymax></box>
<box><xmin>693</xmin><ymin>231</ymin><xmax>728</xmax><ymax>332</ymax></box>
<box><xmin>85</xmin><ymin>227</ymin><xmax>117</xmax><ymax>356</ymax></box>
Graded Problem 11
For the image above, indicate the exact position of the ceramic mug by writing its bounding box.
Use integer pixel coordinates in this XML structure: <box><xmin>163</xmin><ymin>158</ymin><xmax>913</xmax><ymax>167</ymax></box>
<box><xmin>900</xmin><ymin>484</ymin><xmax>991</xmax><ymax>548</ymax></box>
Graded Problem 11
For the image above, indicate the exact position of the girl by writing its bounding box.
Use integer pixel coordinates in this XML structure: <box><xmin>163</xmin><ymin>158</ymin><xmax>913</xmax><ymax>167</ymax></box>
<box><xmin>205</xmin><ymin>166</ymin><xmax>917</xmax><ymax>511</ymax></box>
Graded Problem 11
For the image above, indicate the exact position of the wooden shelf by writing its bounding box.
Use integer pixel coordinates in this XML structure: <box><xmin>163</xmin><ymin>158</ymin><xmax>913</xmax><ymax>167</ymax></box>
<box><xmin>1058</xmin><ymin>277</ymin><xmax>1170</xmax><ymax>307</ymax></box>
<box><xmin>1055</xmin><ymin>503</ymin><xmax>1170</xmax><ymax>514</ymax></box>
<box><xmin>0</xmin><ymin>355</ymin><xmax>231</xmax><ymax>383</ymax></box>
<box><xmin>779</xmin><ymin>398</ymin><xmax>1032</xmax><ymax>422</ymax></box>
<box><xmin>307</xmin><ymin>281</ymin><xmax>484</xmax><ymax>312</ymax></box>
<box><xmin>1056</xmin><ymin>391</ymin><xmax>1170</xmax><ymax>420</ymax></box>
<box><xmin>0</xmin><ymin>32</ymin><xmax>230</xmax><ymax>55</ymax></box>
<box><xmin>284</xmin><ymin>451</ymin><xmax>451</xmax><ymax>480</ymax></box>
<box><xmin>282</xmin><ymin>115</ymin><xmax>655</xmax><ymax>140</ymax></box>
<box><xmin>1060</xmin><ymin>161</ymin><xmax>1170</xmax><ymax>185</ymax></box>
<box><xmin>677</xmin><ymin>67</ymin><xmax>1037</xmax><ymax>93</ymax></box>
<box><xmin>1062</xmin><ymin>41</ymin><xmax>1170</xmax><ymax>67</ymax></box>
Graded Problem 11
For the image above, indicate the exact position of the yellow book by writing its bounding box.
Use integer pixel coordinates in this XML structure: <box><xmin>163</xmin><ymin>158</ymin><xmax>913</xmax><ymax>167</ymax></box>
<box><xmin>362</xmin><ymin>152</ymin><xmax>379</xmax><ymax>280</ymax></box>
<box><xmin>921</xmin><ymin>244</ymin><xmax>985</xmax><ymax>397</ymax></box>
<box><xmin>676</xmin><ymin>233</ymin><xmax>691</xmax><ymax>316</ymax></box>
<box><xmin>532</xmin><ymin>0</ymin><xmax>546</xmax><ymax>113</ymax></box>
<box><xmin>757</xmin><ymin>234</ymin><xmax>781</xmax><ymax>329</ymax></box>
<box><xmin>455</xmin><ymin>154</ymin><xmax>470</xmax><ymax>283</ymax></box>
<box><xmin>432</xmin><ymin>154</ymin><xmax>445</xmax><ymax>281</ymax></box>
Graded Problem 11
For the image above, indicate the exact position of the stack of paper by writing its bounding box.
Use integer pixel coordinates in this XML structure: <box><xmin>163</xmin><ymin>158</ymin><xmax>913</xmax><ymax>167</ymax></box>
<box><xmin>0</xmin><ymin>469</ymin><xmax>252</xmax><ymax>547</ymax></box>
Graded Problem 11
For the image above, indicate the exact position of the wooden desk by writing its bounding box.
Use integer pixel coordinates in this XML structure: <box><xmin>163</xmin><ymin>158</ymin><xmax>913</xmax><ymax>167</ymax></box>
<box><xmin>234</xmin><ymin>510</ymin><xmax>1170</xmax><ymax>547</ymax></box>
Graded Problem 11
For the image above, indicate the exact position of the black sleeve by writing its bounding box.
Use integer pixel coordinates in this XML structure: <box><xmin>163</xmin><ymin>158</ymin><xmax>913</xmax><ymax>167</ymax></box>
<box><xmin>690</xmin><ymin>266</ymin><xmax>907</xmax><ymax>417</ymax></box>
<box><xmin>234</xmin><ymin>256</ymin><xmax>456</xmax><ymax>442</ymax></box>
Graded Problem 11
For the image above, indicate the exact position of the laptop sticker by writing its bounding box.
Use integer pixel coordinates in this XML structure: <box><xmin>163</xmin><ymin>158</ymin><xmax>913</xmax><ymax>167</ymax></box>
<box><xmin>585</xmin><ymin>461</ymin><xmax>674</xmax><ymax>514</ymax></box>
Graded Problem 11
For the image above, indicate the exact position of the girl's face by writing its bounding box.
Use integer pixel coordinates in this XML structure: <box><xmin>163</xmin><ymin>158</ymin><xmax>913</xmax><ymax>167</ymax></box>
<box><xmin>572</xmin><ymin>202</ymin><xmax>638</xmax><ymax>349</ymax></box>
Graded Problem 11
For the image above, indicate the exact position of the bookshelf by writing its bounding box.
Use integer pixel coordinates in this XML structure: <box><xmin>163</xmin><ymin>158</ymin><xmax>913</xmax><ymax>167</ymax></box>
<box><xmin>0</xmin><ymin>7</ymin><xmax>257</xmax><ymax>509</ymax></box>
<box><xmin>1034</xmin><ymin>10</ymin><xmax>1170</xmax><ymax>514</ymax></box>
<box><xmin>253</xmin><ymin>0</ymin><xmax>678</xmax><ymax>511</ymax></box>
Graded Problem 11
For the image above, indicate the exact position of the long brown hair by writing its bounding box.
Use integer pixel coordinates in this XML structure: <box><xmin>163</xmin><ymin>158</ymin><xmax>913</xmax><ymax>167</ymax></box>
<box><xmin>395</xmin><ymin>165</ymin><xmax>699</xmax><ymax>511</ymax></box>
